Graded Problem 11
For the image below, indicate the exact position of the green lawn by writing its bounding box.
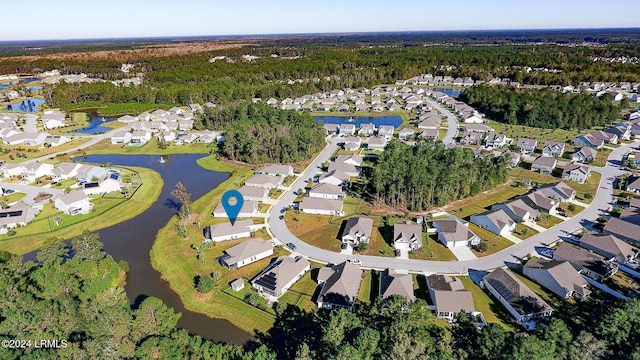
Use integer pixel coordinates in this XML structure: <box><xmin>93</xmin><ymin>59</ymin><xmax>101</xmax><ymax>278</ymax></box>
<box><xmin>409</xmin><ymin>234</ymin><xmax>457</xmax><ymax>261</ymax></box>
<box><xmin>358</xmin><ymin>271</ymin><xmax>373</xmax><ymax>304</ymax></box>
<box><xmin>536</xmin><ymin>214</ymin><xmax>563</xmax><ymax>228</ymax></box>
<box><xmin>458</xmin><ymin>276</ymin><xmax>516</xmax><ymax>331</ymax></box>
<box><xmin>84</xmin><ymin>137</ymin><xmax>216</xmax><ymax>156</ymax></box>
<box><xmin>286</xmin><ymin>212</ymin><xmax>342</xmax><ymax>252</ymax></box>
<box><xmin>468</xmin><ymin>223</ymin><xmax>515</xmax><ymax>257</ymax></box>
<box><xmin>513</xmin><ymin>223</ymin><xmax>539</xmax><ymax>240</ymax></box>
<box><xmin>567</xmin><ymin>171</ymin><xmax>601</xmax><ymax>203</ymax></box>
<box><xmin>0</xmin><ymin>191</ymin><xmax>26</xmax><ymax>204</ymax></box>
<box><xmin>0</xmin><ymin>166</ymin><xmax>162</xmax><ymax>255</ymax></box>
<box><xmin>448</xmin><ymin>183</ymin><xmax>528</xmax><ymax>219</ymax></box>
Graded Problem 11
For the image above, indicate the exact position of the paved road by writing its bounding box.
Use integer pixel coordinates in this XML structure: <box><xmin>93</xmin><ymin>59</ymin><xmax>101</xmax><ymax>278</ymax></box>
<box><xmin>23</xmin><ymin>114</ymin><xmax>38</xmax><ymax>133</ymax></box>
<box><xmin>268</xmin><ymin>136</ymin><xmax>637</xmax><ymax>274</ymax></box>
<box><xmin>425</xmin><ymin>99</ymin><xmax>458</xmax><ymax>145</ymax></box>
<box><xmin>0</xmin><ymin>181</ymin><xmax>64</xmax><ymax>205</ymax></box>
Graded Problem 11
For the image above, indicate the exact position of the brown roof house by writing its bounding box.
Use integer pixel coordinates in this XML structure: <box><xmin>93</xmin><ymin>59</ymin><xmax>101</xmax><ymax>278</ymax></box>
<box><xmin>538</xmin><ymin>182</ymin><xmax>576</xmax><ymax>203</ymax></box>
<box><xmin>520</xmin><ymin>191</ymin><xmax>559</xmax><ymax>214</ymax></box>
<box><xmin>481</xmin><ymin>268</ymin><xmax>553</xmax><ymax>330</ymax></box>
<box><xmin>553</xmin><ymin>244</ymin><xmax>618</xmax><ymax>282</ymax></box>
<box><xmin>218</xmin><ymin>238</ymin><xmax>273</xmax><ymax>269</ymax></box>
<box><xmin>340</xmin><ymin>217</ymin><xmax>374</xmax><ymax>246</ymax></box>
<box><xmin>432</xmin><ymin>218</ymin><xmax>480</xmax><ymax>248</ymax></box>
<box><xmin>603</xmin><ymin>217</ymin><xmax>640</xmax><ymax>246</ymax></box>
<box><xmin>379</xmin><ymin>269</ymin><xmax>416</xmax><ymax>301</ymax></box>
<box><xmin>426</xmin><ymin>274</ymin><xmax>475</xmax><ymax>321</ymax></box>
<box><xmin>516</xmin><ymin>138</ymin><xmax>538</xmax><ymax>154</ymax></box>
<box><xmin>491</xmin><ymin>198</ymin><xmax>540</xmax><ymax>223</ymax></box>
<box><xmin>562</xmin><ymin>163</ymin><xmax>591</xmax><ymax>184</ymax></box>
<box><xmin>317</xmin><ymin>261</ymin><xmax>363</xmax><ymax>310</ymax></box>
<box><xmin>470</xmin><ymin>209</ymin><xmax>516</xmax><ymax>236</ymax></box>
<box><xmin>393</xmin><ymin>221</ymin><xmax>423</xmax><ymax>250</ymax></box>
<box><xmin>252</xmin><ymin>256</ymin><xmax>310</xmax><ymax>299</ymax></box>
<box><xmin>523</xmin><ymin>259</ymin><xmax>591</xmax><ymax>301</ymax></box>
<box><xmin>531</xmin><ymin>156</ymin><xmax>557</xmax><ymax>175</ymax></box>
<box><xmin>580</xmin><ymin>234</ymin><xmax>639</xmax><ymax>266</ymax></box>
<box><xmin>542</xmin><ymin>141</ymin><xmax>566</xmax><ymax>157</ymax></box>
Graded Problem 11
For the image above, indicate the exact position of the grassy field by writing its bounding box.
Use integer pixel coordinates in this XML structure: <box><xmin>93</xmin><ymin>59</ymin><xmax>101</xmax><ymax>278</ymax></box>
<box><xmin>84</xmin><ymin>137</ymin><xmax>216</xmax><ymax>156</ymax></box>
<box><xmin>468</xmin><ymin>223</ymin><xmax>515</xmax><ymax>257</ymax></box>
<box><xmin>150</xmin><ymin>158</ymin><xmax>290</xmax><ymax>335</ymax></box>
<box><xmin>0</xmin><ymin>191</ymin><xmax>26</xmax><ymax>204</ymax></box>
<box><xmin>487</xmin><ymin>120</ymin><xmax>584</xmax><ymax>146</ymax></box>
<box><xmin>513</xmin><ymin>223</ymin><xmax>539</xmax><ymax>240</ymax></box>
<box><xmin>458</xmin><ymin>276</ymin><xmax>517</xmax><ymax>331</ymax></box>
<box><xmin>0</xmin><ymin>138</ymin><xmax>91</xmax><ymax>163</ymax></box>
<box><xmin>285</xmin><ymin>212</ymin><xmax>342</xmax><ymax>252</ymax></box>
<box><xmin>448</xmin><ymin>182</ymin><xmax>528</xmax><ymax>219</ymax></box>
<box><xmin>60</xmin><ymin>101</ymin><xmax>178</xmax><ymax>116</ymax></box>
<box><xmin>0</xmin><ymin>166</ymin><xmax>162</xmax><ymax>255</ymax></box>
<box><xmin>536</xmin><ymin>214</ymin><xmax>564</xmax><ymax>228</ymax></box>
<box><xmin>410</xmin><ymin>234</ymin><xmax>457</xmax><ymax>261</ymax></box>
<box><xmin>569</xmin><ymin>171</ymin><xmax>602</xmax><ymax>203</ymax></box>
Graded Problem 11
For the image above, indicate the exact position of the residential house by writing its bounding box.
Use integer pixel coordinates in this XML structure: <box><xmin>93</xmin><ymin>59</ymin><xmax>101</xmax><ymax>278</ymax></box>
<box><xmin>573</xmin><ymin>131</ymin><xmax>618</xmax><ymax>149</ymax></box>
<box><xmin>218</xmin><ymin>238</ymin><xmax>273</xmax><ymax>269</ymax></box>
<box><xmin>340</xmin><ymin>217</ymin><xmax>374</xmax><ymax>245</ymax></box>
<box><xmin>252</xmin><ymin>256</ymin><xmax>310</xmax><ymax>299</ymax></box>
<box><xmin>110</xmin><ymin>129</ymin><xmax>132</xmax><ymax>145</ymax></box>
<box><xmin>324</xmin><ymin>123</ymin><xmax>339</xmax><ymax>135</ymax></box>
<box><xmin>426</xmin><ymin>274</ymin><xmax>475</xmax><ymax>320</ymax></box>
<box><xmin>580</xmin><ymin>234</ymin><xmax>639</xmax><ymax>266</ymax></box>
<box><xmin>523</xmin><ymin>259</ymin><xmax>591</xmax><ymax>301</ymax></box>
<box><xmin>380</xmin><ymin>269</ymin><xmax>416</xmax><ymax>301</ymax></box>
<box><xmin>0</xmin><ymin>202</ymin><xmax>38</xmax><ymax>234</ymax></box>
<box><xmin>298</xmin><ymin>197</ymin><xmax>344</xmax><ymax>216</ymax></box>
<box><xmin>367</xmin><ymin>136</ymin><xmax>388</xmax><ymax>152</ymax></box>
<box><xmin>327</xmin><ymin>162</ymin><xmax>359</xmax><ymax>177</ymax></box>
<box><xmin>212</xmin><ymin>200</ymin><xmax>258</xmax><ymax>218</ymax></box>
<box><xmin>378</xmin><ymin>125</ymin><xmax>395</xmax><ymax>140</ymax></box>
<box><xmin>237</xmin><ymin>185</ymin><xmax>269</xmax><ymax>202</ymax></box>
<box><xmin>174</xmin><ymin>132</ymin><xmax>199</xmax><ymax>144</ymax></box>
<box><xmin>318</xmin><ymin>170</ymin><xmax>351</xmax><ymax>186</ymax></box>
<box><xmin>470</xmin><ymin>210</ymin><xmax>516</xmax><ymax>236</ymax></box>
<box><xmin>605</xmin><ymin>123</ymin><xmax>632</xmax><ymax>141</ymax></box>
<box><xmin>419</xmin><ymin>128</ymin><xmax>438</xmax><ymax>140</ymax></box>
<box><xmin>44</xmin><ymin>135</ymin><xmax>71</xmax><ymax>147</ymax></box>
<box><xmin>432</xmin><ymin>218</ymin><xmax>480</xmax><ymax>248</ymax></box>
<box><xmin>393</xmin><ymin>221</ymin><xmax>423</xmax><ymax>250</ymax></box>
<box><xmin>418</xmin><ymin>117</ymin><xmax>441</xmax><ymax>130</ymax></box>
<box><xmin>82</xmin><ymin>174</ymin><xmax>124</xmax><ymax>195</ymax></box>
<box><xmin>603</xmin><ymin>217</ymin><xmax>640</xmax><ymax>245</ymax></box>
<box><xmin>538</xmin><ymin>181</ymin><xmax>576</xmax><ymax>203</ymax></box>
<box><xmin>334</xmin><ymin>154</ymin><xmax>363</xmax><ymax>167</ymax></box>
<box><xmin>491</xmin><ymin>198</ymin><xmax>539</xmax><ymax>223</ymax></box>
<box><xmin>461</xmin><ymin>131</ymin><xmax>483</xmax><ymax>145</ymax></box>
<box><xmin>562</xmin><ymin>163</ymin><xmax>591</xmax><ymax>184</ymax></box>
<box><xmin>343</xmin><ymin>136</ymin><xmax>362</xmax><ymax>151</ymax></box>
<box><xmin>54</xmin><ymin>190</ymin><xmax>92</xmax><ymax>215</ymax></box>
<box><xmin>245</xmin><ymin>174</ymin><xmax>283</xmax><ymax>189</ymax></box>
<box><xmin>482</xmin><ymin>268</ymin><xmax>553</xmax><ymax>330</ymax></box>
<box><xmin>41</xmin><ymin>110</ymin><xmax>66</xmax><ymax>129</ymax></box>
<box><xmin>521</xmin><ymin>190</ymin><xmax>559</xmax><ymax>214</ymax></box>
<box><xmin>76</xmin><ymin>164</ymin><xmax>108</xmax><ymax>183</ymax></box>
<box><xmin>0</xmin><ymin>163</ymin><xmax>23</xmax><ymax>178</ymax></box>
<box><xmin>516</xmin><ymin>138</ymin><xmax>538</xmax><ymax>154</ymax></box>
<box><xmin>553</xmin><ymin>244</ymin><xmax>618</xmax><ymax>281</ymax></box>
<box><xmin>542</xmin><ymin>141</ymin><xmax>566</xmax><ymax>157</ymax></box>
<box><xmin>572</xmin><ymin>147</ymin><xmax>597</xmax><ymax>163</ymax></box>
<box><xmin>317</xmin><ymin>262</ymin><xmax>363</xmax><ymax>310</ymax></box>
<box><xmin>398</xmin><ymin>128</ymin><xmax>415</xmax><ymax>141</ymax></box>
<box><xmin>5</xmin><ymin>132</ymin><xmax>48</xmax><ymax>146</ymax></box>
<box><xmin>502</xmin><ymin>150</ymin><xmax>521</xmax><ymax>168</ymax></box>
<box><xmin>339</xmin><ymin>123</ymin><xmax>356</xmax><ymax>136</ymax></box>
<box><xmin>21</xmin><ymin>162</ymin><xmax>54</xmax><ymax>181</ymax></box>
<box><xmin>308</xmin><ymin>183</ymin><xmax>345</xmax><ymax>200</ymax></box>
<box><xmin>626</xmin><ymin>177</ymin><xmax>640</xmax><ymax>194</ymax></box>
<box><xmin>52</xmin><ymin>162</ymin><xmax>81</xmax><ymax>181</ymax></box>
<box><xmin>485</xmin><ymin>133</ymin><xmax>510</xmax><ymax>148</ymax></box>
<box><xmin>358</xmin><ymin>123</ymin><xmax>376</xmax><ymax>136</ymax></box>
<box><xmin>256</xmin><ymin>164</ymin><xmax>294</xmax><ymax>177</ymax></box>
<box><xmin>130</xmin><ymin>130</ymin><xmax>152</xmax><ymax>145</ymax></box>
<box><xmin>466</xmin><ymin>124</ymin><xmax>493</xmax><ymax>133</ymax></box>
<box><xmin>531</xmin><ymin>156</ymin><xmax>557</xmax><ymax>174</ymax></box>
<box><xmin>203</xmin><ymin>219</ymin><xmax>255</xmax><ymax>242</ymax></box>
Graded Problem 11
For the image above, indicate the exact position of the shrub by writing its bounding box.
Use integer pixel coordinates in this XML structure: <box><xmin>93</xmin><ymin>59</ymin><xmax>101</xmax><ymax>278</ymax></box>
<box><xmin>195</xmin><ymin>274</ymin><xmax>215</xmax><ymax>293</ymax></box>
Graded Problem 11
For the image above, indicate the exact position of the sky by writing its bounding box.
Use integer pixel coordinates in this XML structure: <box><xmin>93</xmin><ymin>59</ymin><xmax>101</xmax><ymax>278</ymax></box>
<box><xmin>1</xmin><ymin>0</ymin><xmax>638</xmax><ymax>41</ymax></box>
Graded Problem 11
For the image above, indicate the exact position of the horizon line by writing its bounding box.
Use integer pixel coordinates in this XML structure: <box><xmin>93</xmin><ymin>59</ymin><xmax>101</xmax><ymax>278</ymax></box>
<box><xmin>1</xmin><ymin>26</ymin><xmax>639</xmax><ymax>44</ymax></box>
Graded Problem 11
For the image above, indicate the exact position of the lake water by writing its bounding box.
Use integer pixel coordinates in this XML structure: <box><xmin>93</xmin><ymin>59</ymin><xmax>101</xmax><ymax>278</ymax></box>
<box><xmin>4</xmin><ymin>98</ymin><xmax>46</xmax><ymax>112</ymax></box>
<box><xmin>314</xmin><ymin>115</ymin><xmax>403</xmax><ymax>128</ymax></box>
<box><xmin>431</xmin><ymin>88</ymin><xmax>463</xmax><ymax>97</ymax></box>
<box><xmin>69</xmin><ymin>112</ymin><xmax>117</xmax><ymax>134</ymax></box>
<box><xmin>25</xmin><ymin>154</ymin><xmax>253</xmax><ymax>345</ymax></box>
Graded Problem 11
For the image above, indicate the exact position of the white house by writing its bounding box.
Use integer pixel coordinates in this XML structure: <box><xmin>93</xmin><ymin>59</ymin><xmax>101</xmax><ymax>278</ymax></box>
<box><xmin>252</xmin><ymin>256</ymin><xmax>310</xmax><ymax>299</ymax></box>
<box><xmin>82</xmin><ymin>174</ymin><xmax>125</xmax><ymax>195</ymax></box>
<box><xmin>203</xmin><ymin>219</ymin><xmax>255</xmax><ymax>242</ymax></box>
<box><xmin>298</xmin><ymin>197</ymin><xmax>344</xmax><ymax>215</ymax></box>
<box><xmin>218</xmin><ymin>238</ymin><xmax>273</xmax><ymax>269</ymax></box>
<box><xmin>54</xmin><ymin>190</ymin><xmax>92</xmax><ymax>215</ymax></box>
<box><xmin>110</xmin><ymin>129</ymin><xmax>132</xmax><ymax>145</ymax></box>
<box><xmin>22</xmin><ymin>162</ymin><xmax>54</xmax><ymax>181</ymax></box>
<box><xmin>562</xmin><ymin>163</ymin><xmax>591</xmax><ymax>184</ymax></box>
<box><xmin>393</xmin><ymin>221</ymin><xmax>423</xmax><ymax>250</ymax></box>
<box><xmin>41</xmin><ymin>110</ymin><xmax>66</xmax><ymax>129</ymax></box>
<box><xmin>212</xmin><ymin>200</ymin><xmax>258</xmax><ymax>218</ymax></box>
<box><xmin>470</xmin><ymin>210</ymin><xmax>516</xmax><ymax>236</ymax></box>
<box><xmin>308</xmin><ymin>183</ymin><xmax>345</xmax><ymax>200</ymax></box>
<box><xmin>130</xmin><ymin>130</ymin><xmax>152</xmax><ymax>145</ymax></box>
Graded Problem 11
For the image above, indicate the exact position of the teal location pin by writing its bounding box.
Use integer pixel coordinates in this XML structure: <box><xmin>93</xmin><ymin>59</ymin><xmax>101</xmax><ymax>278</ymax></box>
<box><xmin>221</xmin><ymin>190</ymin><xmax>244</xmax><ymax>225</ymax></box>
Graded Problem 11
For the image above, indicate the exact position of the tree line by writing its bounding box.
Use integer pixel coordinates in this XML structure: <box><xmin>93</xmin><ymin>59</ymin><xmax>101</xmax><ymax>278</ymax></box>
<box><xmin>216</xmin><ymin>103</ymin><xmax>326</xmax><ymax>164</ymax></box>
<box><xmin>459</xmin><ymin>84</ymin><xmax>620</xmax><ymax>130</ymax></box>
<box><xmin>361</xmin><ymin>139</ymin><xmax>510</xmax><ymax>211</ymax></box>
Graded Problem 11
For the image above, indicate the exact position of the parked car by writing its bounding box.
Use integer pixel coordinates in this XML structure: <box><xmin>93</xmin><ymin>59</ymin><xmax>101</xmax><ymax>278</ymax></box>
<box><xmin>341</xmin><ymin>242</ymin><xmax>348</xmax><ymax>250</ymax></box>
<box><xmin>286</xmin><ymin>242</ymin><xmax>297</xmax><ymax>251</ymax></box>
<box><xmin>394</xmin><ymin>249</ymin><xmax>401</xmax><ymax>257</ymax></box>
<box><xmin>348</xmin><ymin>258</ymin><xmax>361</xmax><ymax>265</ymax></box>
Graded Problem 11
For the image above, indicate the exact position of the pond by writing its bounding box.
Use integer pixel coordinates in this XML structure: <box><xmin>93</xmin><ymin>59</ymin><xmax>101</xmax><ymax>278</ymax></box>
<box><xmin>25</xmin><ymin>154</ymin><xmax>253</xmax><ymax>345</ymax></box>
<box><xmin>4</xmin><ymin>98</ymin><xmax>46</xmax><ymax>112</ymax></box>
<box><xmin>314</xmin><ymin>115</ymin><xmax>403</xmax><ymax>128</ymax></box>
<box><xmin>68</xmin><ymin>112</ymin><xmax>117</xmax><ymax>134</ymax></box>
<box><xmin>431</xmin><ymin>88</ymin><xmax>464</xmax><ymax>97</ymax></box>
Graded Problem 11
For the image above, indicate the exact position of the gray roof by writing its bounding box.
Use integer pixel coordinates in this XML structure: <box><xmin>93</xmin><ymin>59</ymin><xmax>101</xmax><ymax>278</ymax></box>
<box><xmin>426</xmin><ymin>274</ymin><xmax>475</xmax><ymax>314</ymax></box>
<box><xmin>532</xmin><ymin>156</ymin><xmax>557</xmax><ymax>167</ymax></box>
<box><xmin>319</xmin><ymin>169</ymin><xmax>351</xmax><ymax>182</ymax></box>
<box><xmin>380</xmin><ymin>269</ymin><xmax>415</xmax><ymax>301</ymax></box>
<box><xmin>309</xmin><ymin>183</ymin><xmax>345</xmax><ymax>197</ymax></box>
<box><xmin>245</xmin><ymin>174</ymin><xmax>283</xmax><ymax>188</ymax></box>
<box><xmin>252</xmin><ymin>256</ymin><xmax>309</xmax><ymax>296</ymax></box>
<box><xmin>299</xmin><ymin>197</ymin><xmax>344</xmax><ymax>212</ymax></box>
<box><xmin>433</xmin><ymin>218</ymin><xmax>477</xmax><ymax>244</ymax></box>
<box><xmin>328</xmin><ymin>162</ymin><xmax>358</xmax><ymax>175</ymax></box>
<box><xmin>342</xmin><ymin>217</ymin><xmax>374</xmax><ymax>240</ymax></box>
<box><xmin>256</xmin><ymin>164</ymin><xmax>293</xmax><ymax>177</ymax></box>
<box><xmin>334</xmin><ymin>154</ymin><xmax>363</xmax><ymax>166</ymax></box>
<box><xmin>580</xmin><ymin>234</ymin><xmax>638</xmax><ymax>261</ymax></box>
<box><xmin>57</xmin><ymin>190</ymin><xmax>88</xmax><ymax>205</ymax></box>
<box><xmin>237</xmin><ymin>185</ymin><xmax>268</xmax><ymax>199</ymax></box>
<box><xmin>523</xmin><ymin>259</ymin><xmax>590</xmax><ymax>297</ymax></box>
<box><xmin>603</xmin><ymin>217</ymin><xmax>640</xmax><ymax>243</ymax></box>
<box><xmin>206</xmin><ymin>219</ymin><xmax>253</xmax><ymax>238</ymax></box>
<box><xmin>318</xmin><ymin>261</ymin><xmax>363</xmax><ymax>307</ymax></box>
<box><xmin>553</xmin><ymin>244</ymin><xmax>616</xmax><ymax>276</ymax></box>
<box><xmin>393</xmin><ymin>222</ymin><xmax>422</xmax><ymax>244</ymax></box>
<box><xmin>0</xmin><ymin>201</ymin><xmax>32</xmax><ymax>226</ymax></box>
<box><xmin>221</xmin><ymin>238</ymin><xmax>272</xmax><ymax>265</ymax></box>
<box><xmin>484</xmin><ymin>268</ymin><xmax>552</xmax><ymax>316</ymax></box>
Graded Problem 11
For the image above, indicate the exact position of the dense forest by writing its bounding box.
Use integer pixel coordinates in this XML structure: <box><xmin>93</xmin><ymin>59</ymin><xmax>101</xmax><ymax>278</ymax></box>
<box><xmin>459</xmin><ymin>84</ymin><xmax>621</xmax><ymax>130</ymax></box>
<box><xmin>1</xmin><ymin>40</ymin><xmax>635</xmax><ymax>111</ymax></box>
<box><xmin>361</xmin><ymin>139</ymin><xmax>509</xmax><ymax>211</ymax></box>
<box><xmin>216</xmin><ymin>103</ymin><xmax>325</xmax><ymax>164</ymax></box>
<box><xmin>3</xmin><ymin>234</ymin><xmax>640</xmax><ymax>359</ymax></box>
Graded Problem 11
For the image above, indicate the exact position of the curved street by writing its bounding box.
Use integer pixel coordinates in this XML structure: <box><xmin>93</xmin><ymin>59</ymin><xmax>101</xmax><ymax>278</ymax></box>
<box><xmin>268</xmin><ymin>130</ymin><xmax>635</xmax><ymax>274</ymax></box>
<box><xmin>425</xmin><ymin>98</ymin><xmax>458</xmax><ymax>145</ymax></box>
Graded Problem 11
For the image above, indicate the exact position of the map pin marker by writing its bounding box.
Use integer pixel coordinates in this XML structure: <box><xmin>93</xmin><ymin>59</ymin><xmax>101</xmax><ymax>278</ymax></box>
<box><xmin>221</xmin><ymin>190</ymin><xmax>244</xmax><ymax>225</ymax></box>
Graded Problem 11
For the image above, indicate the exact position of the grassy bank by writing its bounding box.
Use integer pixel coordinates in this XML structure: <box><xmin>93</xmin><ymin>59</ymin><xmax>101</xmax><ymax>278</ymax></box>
<box><xmin>84</xmin><ymin>137</ymin><xmax>216</xmax><ymax>156</ymax></box>
<box><xmin>0</xmin><ymin>166</ymin><xmax>162</xmax><ymax>255</ymax></box>
<box><xmin>150</xmin><ymin>156</ymin><xmax>282</xmax><ymax>334</ymax></box>
<box><xmin>59</xmin><ymin>101</ymin><xmax>178</xmax><ymax>116</ymax></box>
